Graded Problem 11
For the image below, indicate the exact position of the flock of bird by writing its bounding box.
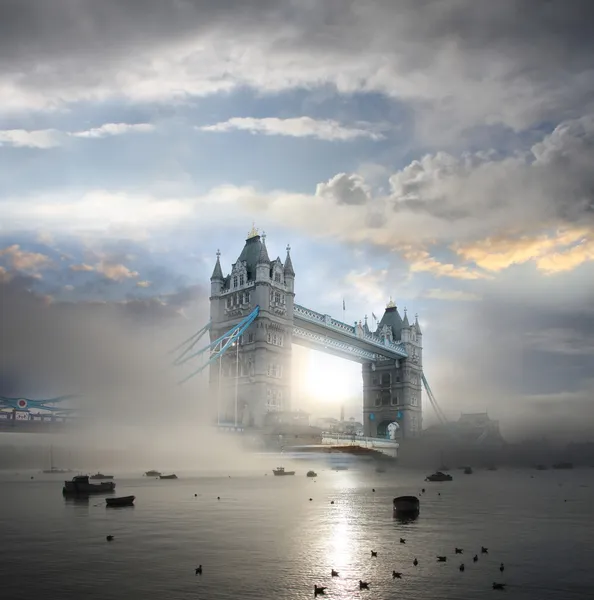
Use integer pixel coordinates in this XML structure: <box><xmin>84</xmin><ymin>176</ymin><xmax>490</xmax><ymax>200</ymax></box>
<box><xmin>312</xmin><ymin>544</ymin><xmax>507</xmax><ymax>595</ymax></box>
<box><xmin>105</xmin><ymin>478</ymin><xmax>510</xmax><ymax>594</ymax></box>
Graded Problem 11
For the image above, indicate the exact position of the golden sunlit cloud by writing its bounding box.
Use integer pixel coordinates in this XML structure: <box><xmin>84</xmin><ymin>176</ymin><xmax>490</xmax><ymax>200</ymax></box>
<box><xmin>0</xmin><ymin>244</ymin><xmax>53</xmax><ymax>272</ymax></box>
<box><xmin>401</xmin><ymin>246</ymin><xmax>492</xmax><ymax>280</ymax></box>
<box><xmin>454</xmin><ymin>228</ymin><xmax>593</xmax><ymax>273</ymax></box>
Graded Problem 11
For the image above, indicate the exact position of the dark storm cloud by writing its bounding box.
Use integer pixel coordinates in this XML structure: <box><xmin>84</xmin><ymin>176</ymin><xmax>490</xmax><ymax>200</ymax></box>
<box><xmin>0</xmin><ymin>0</ymin><xmax>279</xmax><ymax>69</ymax></box>
<box><xmin>1</xmin><ymin>0</ymin><xmax>593</xmax><ymax>135</ymax></box>
<box><xmin>3</xmin><ymin>0</ymin><xmax>593</xmax><ymax>67</ymax></box>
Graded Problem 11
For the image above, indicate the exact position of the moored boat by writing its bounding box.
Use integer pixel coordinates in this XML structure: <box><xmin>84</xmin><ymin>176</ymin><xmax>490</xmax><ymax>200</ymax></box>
<box><xmin>42</xmin><ymin>446</ymin><xmax>72</xmax><ymax>474</ymax></box>
<box><xmin>159</xmin><ymin>474</ymin><xmax>178</xmax><ymax>479</ymax></box>
<box><xmin>306</xmin><ymin>470</ymin><xmax>317</xmax><ymax>478</ymax></box>
<box><xmin>464</xmin><ymin>467</ymin><xmax>473</xmax><ymax>475</ymax></box>
<box><xmin>106</xmin><ymin>495</ymin><xmax>135</xmax><ymax>507</ymax></box>
<box><xmin>63</xmin><ymin>475</ymin><xmax>116</xmax><ymax>495</ymax></box>
<box><xmin>425</xmin><ymin>471</ymin><xmax>453</xmax><ymax>482</ymax></box>
<box><xmin>393</xmin><ymin>495</ymin><xmax>420</xmax><ymax>517</ymax></box>
<box><xmin>553</xmin><ymin>462</ymin><xmax>573</xmax><ymax>470</ymax></box>
<box><xmin>273</xmin><ymin>467</ymin><xmax>295</xmax><ymax>476</ymax></box>
<box><xmin>144</xmin><ymin>470</ymin><xmax>161</xmax><ymax>477</ymax></box>
<box><xmin>90</xmin><ymin>473</ymin><xmax>114</xmax><ymax>480</ymax></box>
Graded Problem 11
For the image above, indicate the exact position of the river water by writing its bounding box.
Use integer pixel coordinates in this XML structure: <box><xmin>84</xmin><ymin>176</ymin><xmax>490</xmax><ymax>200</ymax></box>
<box><xmin>1</xmin><ymin>459</ymin><xmax>593</xmax><ymax>600</ymax></box>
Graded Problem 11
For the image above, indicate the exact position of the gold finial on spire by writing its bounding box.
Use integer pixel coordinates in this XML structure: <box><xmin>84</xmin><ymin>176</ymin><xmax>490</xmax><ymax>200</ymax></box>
<box><xmin>247</xmin><ymin>222</ymin><xmax>259</xmax><ymax>239</ymax></box>
<box><xmin>216</xmin><ymin>249</ymin><xmax>221</xmax><ymax>258</ymax></box>
<box><xmin>286</xmin><ymin>243</ymin><xmax>291</xmax><ymax>254</ymax></box>
<box><xmin>386</xmin><ymin>296</ymin><xmax>396</xmax><ymax>309</ymax></box>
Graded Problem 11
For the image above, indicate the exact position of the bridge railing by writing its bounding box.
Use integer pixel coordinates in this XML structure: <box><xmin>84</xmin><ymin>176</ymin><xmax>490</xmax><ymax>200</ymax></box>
<box><xmin>293</xmin><ymin>304</ymin><xmax>408</xmax><ymax>357</ymax></box>
<box><xmin>321</xmin><ymin>432</ymin><xmax>399</xmax><ymax>457</ymax></box>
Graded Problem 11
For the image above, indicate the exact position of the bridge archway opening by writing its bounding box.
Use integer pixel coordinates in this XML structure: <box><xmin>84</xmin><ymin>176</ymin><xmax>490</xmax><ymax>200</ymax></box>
<box><xmin>292</xmin><ymin>346</ymin><xmax>362</xmax><ymax>425</ymax></box>
<box><xmin>377</xmin><ymin>419</ymin><xmax>400</xmax><ymax>440</ymax></box>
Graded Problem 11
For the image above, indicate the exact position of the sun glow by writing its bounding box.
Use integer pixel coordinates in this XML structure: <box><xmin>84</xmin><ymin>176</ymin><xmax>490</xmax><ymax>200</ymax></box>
<box><xmin>301</xmin><ymin>349</ymin><xmax>360</xmax><ymax>405</ymax></box>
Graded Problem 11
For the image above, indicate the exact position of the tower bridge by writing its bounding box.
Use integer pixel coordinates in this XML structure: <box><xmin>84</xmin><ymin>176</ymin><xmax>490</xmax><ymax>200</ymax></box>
<box><xmin>205</xmin><ymin>227</ymin><xmax>424</xmax><ymax>439</ymax></box>
<box><xmin>5</xmin><ymin>228</ymin><xmax>443</xmax><ymax>440</ymax></box>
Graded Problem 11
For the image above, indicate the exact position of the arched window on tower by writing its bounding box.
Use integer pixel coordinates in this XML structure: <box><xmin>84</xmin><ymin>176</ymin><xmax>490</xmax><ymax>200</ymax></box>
<box><xmin>233</xmin><ymin>276</ymin><xmax>238</xmax><ymax>288</ymax></box>
<box><xmin>381</xmin><ymin>373</ymin><xmax>391</xmax><ymax>386</ymax></box>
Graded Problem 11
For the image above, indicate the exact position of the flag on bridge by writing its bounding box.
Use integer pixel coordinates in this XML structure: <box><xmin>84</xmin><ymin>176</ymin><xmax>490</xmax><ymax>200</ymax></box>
<box><xmin>372</xmin><ymin>312</ymin><xmax>377</xmax><ymax>321</ymax></box>
<box><xmin>343</xmin><ymin>299</ymin><xmax>346</xmax><ymax>311</ymax></box>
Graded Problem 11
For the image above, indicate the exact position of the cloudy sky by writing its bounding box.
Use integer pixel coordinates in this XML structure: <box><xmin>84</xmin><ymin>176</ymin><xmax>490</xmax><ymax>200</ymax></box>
<box><xmin>1</xmin><ymin>0</ymin><xmax>593</xmax><ymax>440</ymax></box>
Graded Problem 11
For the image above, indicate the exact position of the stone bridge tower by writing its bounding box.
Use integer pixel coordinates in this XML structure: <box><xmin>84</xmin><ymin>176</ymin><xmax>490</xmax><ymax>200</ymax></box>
<box><xmin>362</xmin><ymin>300</ymin><xmax>423</xmax><ymax>439</ymax></box>
<box><xmin>209</xmin><ymin>227</ymin><xmax>294</xmax><ymax>427</ymax></box>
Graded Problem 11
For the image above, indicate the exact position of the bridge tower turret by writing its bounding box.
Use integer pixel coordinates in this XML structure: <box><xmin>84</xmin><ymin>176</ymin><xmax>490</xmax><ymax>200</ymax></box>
<box><xmin>208</xmin><ymin>227</ymin><xmax>294</xmax><ymax>428</ymax></box>
<box><xmin>362</xmin><ymin>300</ymin><xmax>422</xmax><ymax>439</ymax></box>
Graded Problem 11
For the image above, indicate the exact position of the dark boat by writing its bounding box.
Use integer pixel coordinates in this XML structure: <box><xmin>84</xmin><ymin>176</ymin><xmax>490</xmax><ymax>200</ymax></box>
<box><xmin>553</xmin><ymin>462</ymin><xmax>573</xmax><ymax>470</ymax></box>
<box><xmin>106</xmin><ymin>495</ymin><xmax>135</xmax><ymax>507</ymax></box>
<box><xmin>535</xmin><ymin>464</ymin><xmax>548</xmax><ymax>471</ymax></box>
<box><xmin>393</xmin><ymin>495</ymin><xmax>420</xmax><ymax>517</ymax></box>
<box><xmin>464</xmin><ymin>467</ymin><xmax>473</xmax><ymax>475</ymax></box>
<box><xmin>144</xmin><ymin>470</ymin><xmax>161</xmax><ymax>477</ymax></box>
<box><xmin>90</xmin><ymin>473</ymin><xmax>114</xmax><ymax>480</ymax></box>
<box><xmin>306</xmin><ymin>470</ymin><xmax>317</xmax><ymax>478</ymax></box>
<box><xmin>63</xmin><ymin>475</ymin><xmax>115</xmax><ymax>495</ymax></box>
<box><xmin>425</xmin><ymin>471</ymin><xmax>453</xmax><ymax>482</ymax></box>
<box><xmin>273</xmin><ymin>467</ymin><xmax>295</xmax><ymax>476</ymax></box>
<box><xmin>159</xmin><ymin>474</ymin><xmax>178</xmax><ymax>479</ymax></box>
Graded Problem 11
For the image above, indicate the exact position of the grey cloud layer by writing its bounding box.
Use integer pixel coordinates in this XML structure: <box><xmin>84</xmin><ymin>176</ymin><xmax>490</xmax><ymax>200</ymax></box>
<box><xmin>2</xmin><ymin>0</ymin><xmax>594</xmax><ymax>137</ymax></box>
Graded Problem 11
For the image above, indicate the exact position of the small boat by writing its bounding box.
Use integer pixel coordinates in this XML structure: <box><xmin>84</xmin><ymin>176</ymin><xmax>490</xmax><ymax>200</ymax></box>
<box><xmin>273</xmin><ymin>467</ymin><xmax>295</xmax><ymax>476</ymax></box>
<box><xmin>159</xmin><ymin>474</ymin><xmax>178</xmax><ymax>479</ymax></box>
<box><xmin>106</xmin><ymin>495</ymin><xmax>135</xmax><ymax>507</ymax></box>
<box><xmin>464</xmin><ymin>467</ymin><xmax>473</xmax><ymax>475</ymax></box>
<box><xmin>144</xmin><ymin>470</ymin><xmax>161</xmax><ymax>477</ymax></box>
<box><xmin>535</xmin><ymin>464</ymin><xmax>548</xmax><ymax>471</ymax></box>
<box><xmin>425</xmin><ymin>471</ymin><xmax>453</xmax><ymax>482</ymax></box>
<box><xmin>306</xmin><ymin>470</ymin><xmax>317</xmax><ymax>478</ymax></box>
<box><xmin>63</xmin><ymin>475</ymin><xmax>116</xmax><ymax>495</ymax></box>
<box><xmin>42</xmin><ymin>446</ymin><xmax>72</xmax><ymax>474</ymax></box>
<box><xmin>90</xmin><ymin>473</ymin><xmax>114</xmax><ymax>480</ymax></box>
<box><xmin>553</xmin><ymin>462</ymin><xmax>573</xmax><ymax>470</ymax></box>
<box><xmin>393</xmin><ymin>495</ymin><xmax>420</xmax><ymax>517</ymax></box>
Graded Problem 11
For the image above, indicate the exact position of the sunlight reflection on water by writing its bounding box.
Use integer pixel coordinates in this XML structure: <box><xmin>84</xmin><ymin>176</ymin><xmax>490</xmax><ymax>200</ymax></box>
<box><xmin>1</xmin><ymin>465</ymin><xmax>594</xmax><ymax>599</ymax></box>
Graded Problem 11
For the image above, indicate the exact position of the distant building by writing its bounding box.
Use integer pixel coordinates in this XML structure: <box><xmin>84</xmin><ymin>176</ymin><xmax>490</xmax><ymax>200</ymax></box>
<box><xmin>423</xmin><ymin>412</ymin><xmax>505</xmax><ymax>446</ymax></box>
<box><xmin>314</xmin><ymin>416</ymin><xmax>364</xmax><ymax>436</ymax></box>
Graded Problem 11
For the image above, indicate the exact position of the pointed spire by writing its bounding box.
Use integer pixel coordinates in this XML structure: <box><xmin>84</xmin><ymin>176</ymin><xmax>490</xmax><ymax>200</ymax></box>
<box><xmin>257</xmin><ymin>237</ymin><xmax>270</xmax><ymax>264</ymax></box>
<box><xmin>284</xmin><ymin>243</ymin><xmax>295</xmax><ymax>276</ymax></box>
<box><xmin>415</xmin><ymin>313</ymin><xmax>422</xmax><ymax>334</ymax></box>
<box><xmin>247</xmin><ymin>222</ymin><xmax>259</xmax><ymax>239</ymax></box>
<box><xmin>210</xmin><ymin>249</ymin><xmax>223</xmax><ymax>280</ymax></box>
<box><xmin>403</xmin><ymin>307</ymin><xmax>410</xmax><ymax>327</ymax></box>
<box><xmin>386</xmin><ymin>296</ymin><xmax>396</xmax><ymax>309</ymax></box>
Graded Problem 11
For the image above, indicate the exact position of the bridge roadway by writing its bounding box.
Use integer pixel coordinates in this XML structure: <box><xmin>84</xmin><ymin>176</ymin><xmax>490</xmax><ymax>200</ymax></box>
<box><xmin>292</xmin><ymin>304</ymin><xmax>408</xmax><ymax>363</ymax></box>
<box><xmin>0</xmin><ymin>412</ymin><xmax>76</xmax><ymax>433</ymax></box>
